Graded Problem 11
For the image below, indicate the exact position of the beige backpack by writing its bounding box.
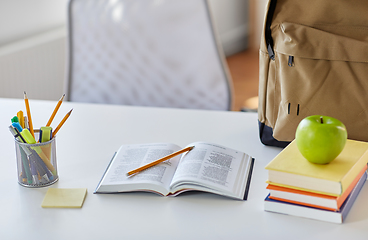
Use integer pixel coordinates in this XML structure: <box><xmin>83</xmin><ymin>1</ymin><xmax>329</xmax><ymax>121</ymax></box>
<box><xmin>258</xmin><ymin>0</ymin><xmax>368</xmax><ymax>147</ymax></box>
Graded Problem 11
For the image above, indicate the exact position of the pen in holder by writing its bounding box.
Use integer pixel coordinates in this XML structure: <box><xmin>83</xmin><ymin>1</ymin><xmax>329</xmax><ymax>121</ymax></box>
<box><xmin>14</xmin><ymin>130</ymin><xmax>58</xmax><ymax>188</ymax></box>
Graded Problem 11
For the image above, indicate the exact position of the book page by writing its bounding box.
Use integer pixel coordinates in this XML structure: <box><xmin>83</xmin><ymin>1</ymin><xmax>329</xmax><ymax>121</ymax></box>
<box><xmin>170</xmin><ymin>142</ymin><xmax>251</xmax><ymax>198</ymax></box>
<box><xmin>95</xmin><ymin>143</ymin><xmax>181</xmax><ymax>195</ymax></box>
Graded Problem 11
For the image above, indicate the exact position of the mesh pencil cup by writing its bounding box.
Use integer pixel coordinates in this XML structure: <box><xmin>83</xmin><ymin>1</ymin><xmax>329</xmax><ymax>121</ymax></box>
<box><xmin>14</xmin><ymin>134</ymin><xmax>59</xmax><ymax>187</ymax></box>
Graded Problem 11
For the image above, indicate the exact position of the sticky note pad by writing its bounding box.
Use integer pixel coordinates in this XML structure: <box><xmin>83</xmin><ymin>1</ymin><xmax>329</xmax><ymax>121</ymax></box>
<box><xmin>41</xmin><ymin>188</ymin><xmax>87</xmax><ymax>208</ymax></box>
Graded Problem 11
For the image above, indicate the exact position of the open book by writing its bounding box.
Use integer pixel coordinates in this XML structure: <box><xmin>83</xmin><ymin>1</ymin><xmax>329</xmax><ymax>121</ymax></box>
<box><xmin>95</xmin><ymin>142</ymin><xmax>255</xmax><ymax>200</ymax></box>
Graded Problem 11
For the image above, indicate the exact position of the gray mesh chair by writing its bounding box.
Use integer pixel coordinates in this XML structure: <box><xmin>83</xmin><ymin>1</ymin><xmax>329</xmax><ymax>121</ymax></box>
<box><xmin>65</xmin><ymin>0</ymin><xmax>233</xmax><ymax>110</ymax></box>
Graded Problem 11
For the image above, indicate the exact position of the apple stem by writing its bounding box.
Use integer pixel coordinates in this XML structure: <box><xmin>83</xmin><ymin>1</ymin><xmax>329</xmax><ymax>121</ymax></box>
<box><xmin>320</xmin><ymin>116</ymin><xmax>324</xmax><ymax>124</ymax></box>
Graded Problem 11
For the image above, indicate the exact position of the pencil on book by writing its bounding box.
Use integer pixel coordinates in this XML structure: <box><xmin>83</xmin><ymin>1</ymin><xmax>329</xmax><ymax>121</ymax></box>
<box><xmin>24</xmin><ymin>91</ymin><xmax>35</xmax><ymax>138</ymax></box>
<box><xmin>126</xmin><ymin>146</ymin><xmax>195</xmax><ymax>176</ymax></box>
<box><xmin>52</xmin><ymin>108</ymin><xmax>73</xmax><ymax>137</ymax></box>
<box><xmin>46</xmin><ymin>94</ymin><xmax>65</xmax><ymax>127</ymax></box>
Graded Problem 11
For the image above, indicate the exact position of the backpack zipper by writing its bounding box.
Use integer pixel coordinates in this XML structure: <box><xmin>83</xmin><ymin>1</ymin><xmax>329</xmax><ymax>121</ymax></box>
<box><xmin>288</xmin><ymin>56</ymin><xmax>294</xmax><ymax>67</ymax></box>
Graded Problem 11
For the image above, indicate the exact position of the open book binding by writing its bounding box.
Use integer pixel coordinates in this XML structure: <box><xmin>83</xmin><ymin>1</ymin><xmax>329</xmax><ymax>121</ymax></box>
<box><xmin>95</xmin><ymin>142</ymin><xmax>255</xmax><ymax>200</ymax></box>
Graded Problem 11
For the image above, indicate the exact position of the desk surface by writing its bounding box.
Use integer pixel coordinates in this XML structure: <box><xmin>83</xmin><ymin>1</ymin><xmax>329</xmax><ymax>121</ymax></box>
<box><xmin>1</xmin><ymin>98</ymin><xmax>368</xmax><ymax>240</ymax></box>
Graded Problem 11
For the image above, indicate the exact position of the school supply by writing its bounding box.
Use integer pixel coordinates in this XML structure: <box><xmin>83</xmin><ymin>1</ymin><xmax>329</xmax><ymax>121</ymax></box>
<box><xmin>46</xmin><ymin>94</ymin><xmax>65</xmax><ymax>126</ymax></box>
<box><xmin>8</xmin><ymin>92</ymin><xmax>71</xmax><ymax>187</ymax></box>
<box><xmin>39</xmin><ymin>126</ymin><xmax>52</xmax><ymax>143</ymax></box>
<box><xmin>266</xmin><ymin>164</ymin><xmax>367</xmax><ymax>211</ymax></box>
<box><xmin>24</xmin><ymin>116</ymin><xmax>28</xmax><ymax>129</ymax></box>
<box><xmin>258</xmin><ymin>0</ymin><xmax>368</xmax><ymax>147</ymax></box>
<box><xmin>41</xmin><ymin>188</ymin><xmax>87</xmax><ymax>208</ymax></box>
<box><xmin>95</xmin><ymin>142</ymin><xmax>255</xmax><ymax>200</ymax></box>
<box><xmin>10</xmin><ymin>126</ymin><xmax>56</xmax><ymax>185</ymax></box>
<box><xmin>52</xmin><ymin>109</ymin><xmax>73</xmax><ymax>137</ymax></box>
<box><xmin>12</xmin><ymin>122</ymin><xmax>22</xmax><ymax>132</ymax></box>
<box><xmin>265</xmin><ymin>171</ymin><xmax>367</xmax><ymax>224</ymax></box>
<box><xmin>24</xmin><ymin>91</ymin><xmax>35</xmax><ymax>138</ymax></box>
<box><xmin>264</xmin><ymin>138</ymin><xmax>368</xmax><ymax>223</ymax></box>
<box><xmin>9</xmin><ymin>126</ymin><xmax>32</xmax><ymax>184</ymax></box>
<box><xmin>126</xmin><ymin>146</ymin><xmax>194</xmax><ymax>176</ymax></box>
<box><xmin>17</xmin><ymin>110</ymin><xmax>24</xmax><ymax>128</ymax></box>
<box><xmin>265</xmin><ymin>140</ymin><xmax>368</xmax><ymax>195</ymax></box>
<box><xmin>11</xmin><ymin>116</ymin><xmax>19</xmax><ymax>124</ymax></box>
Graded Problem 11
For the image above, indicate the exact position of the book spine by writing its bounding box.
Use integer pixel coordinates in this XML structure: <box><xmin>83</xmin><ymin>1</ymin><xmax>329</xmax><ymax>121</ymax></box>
<box><xmin>243</xmin><ymin>158</ymin><xmax>255</xmax><ymax>200</ymax></box>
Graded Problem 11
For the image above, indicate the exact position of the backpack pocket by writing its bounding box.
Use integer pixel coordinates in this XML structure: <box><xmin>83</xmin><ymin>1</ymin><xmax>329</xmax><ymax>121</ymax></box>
<box><xmin>266</xmin><ymin>22</ymin><xmax>368</xmax><ymax>142</ymax></box>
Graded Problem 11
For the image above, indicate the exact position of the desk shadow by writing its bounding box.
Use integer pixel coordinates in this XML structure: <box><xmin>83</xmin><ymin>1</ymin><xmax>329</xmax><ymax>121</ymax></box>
<box><xmin>344</xmin><ymin>184</ymin><xmax>368</xmax><ymax>223</ymax></box>
<box><xmin>95</xmin><ymin>190</ymin><xmax>241</xmax><ymax>202</ymax></box>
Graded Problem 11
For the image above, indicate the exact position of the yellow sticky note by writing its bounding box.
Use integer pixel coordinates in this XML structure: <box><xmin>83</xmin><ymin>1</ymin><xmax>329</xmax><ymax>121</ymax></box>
<box><xmin>41</xmin><ymin>188</ymin><xmax>87</xmax><ymax>208</ymax></box>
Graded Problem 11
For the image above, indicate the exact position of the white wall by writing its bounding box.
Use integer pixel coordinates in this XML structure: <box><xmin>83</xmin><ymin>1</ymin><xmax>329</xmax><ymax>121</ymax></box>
<box><xmin>0</xmin><ymin>0</ymin><xmax>68</xmax><ymax>46</ymax></box>
<box><xmin>0</xmin><ymin>0</ymin><xmax>249</xmax><ymax>100</ymax></box>
<box><xmin>254</xmin><ymin>0</ymin><xmax>267</xmax><ymax>50</ymax></box>
<box><xmin>0</xmin><ymin>0</ymin><xmax>248</xmax><ymax>53</ymax></box>
<box><xmin>208</xmin><ymin>0</ymin><xmax>249</xmax><ymax>56</ymax></box>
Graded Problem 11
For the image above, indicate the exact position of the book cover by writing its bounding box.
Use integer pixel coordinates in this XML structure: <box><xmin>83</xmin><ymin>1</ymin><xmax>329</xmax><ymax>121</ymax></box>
<box><xmin>265</xmin><ymin>139</ymin><xmax>368</xmax><ymax>195</ymax></box>
<box><xmin>264</xmin><ymin>171</ymin><xmax>367</xmax><ymax>224</ymax></box>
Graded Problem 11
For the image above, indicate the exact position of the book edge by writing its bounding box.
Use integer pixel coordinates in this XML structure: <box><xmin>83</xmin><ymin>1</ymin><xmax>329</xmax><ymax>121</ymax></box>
<box><xmin>264</xmin><ymin>172</ymin><xmax>367</xmax><ymax>223</ymax></box>
<box><xmin>94</xmin><ymin>152</ymin><xmax>117</xmax><ymax>194</ymax></box>
<box><xmin>267</xmin><ymin>165</ymin><xmax>367</xmax><ymax>209</ymax></box>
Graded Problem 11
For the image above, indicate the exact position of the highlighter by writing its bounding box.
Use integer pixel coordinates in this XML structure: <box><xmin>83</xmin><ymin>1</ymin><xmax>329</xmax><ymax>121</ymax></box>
<box><xmin>12</xmin><ymin>122</ymin><xmax>23</xmax><ymax>132</ymax></box>
<box><xmin>39</xmin><ymin>126</ymin><xmax>53</xmax><ymax>161</ymax></box>
<box><xmin>39</xmin><ymin>126</ymin><xmax>52</xmax><ymax>143</ymax></box>
<box><xmin>11</xmin><ymin>126</ymin><xmax>53</xmax><ymax>182</ymax></box>
<box><xmin>11</xmin><ymin>116</ymin><xmax>19</xmax><ymax>123</ymax></box>
<box><xmin>10</xmin><ymin>127</ymin><xmax>41</xmax><ymax>184</ymax></box>
<box><xmin>17</xmin><ymin>111</ymin><xmax>25</xmax><ymax>128</ymax></box>
<box><xmin>9</xmin><ymin>126</ymin><xmax>32</xmax><ymax>184</ymax></box>
<box><xmin>20</xmin><ymin>129</ymin><xmax>57</xmax><ymax>175</ymax></box>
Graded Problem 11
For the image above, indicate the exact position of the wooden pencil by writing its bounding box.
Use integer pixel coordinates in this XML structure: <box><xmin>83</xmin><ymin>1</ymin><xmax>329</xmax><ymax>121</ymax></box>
<box><xmin>52</xmin><ymin>109</ymin><xmax>73</xmax><ymax>137</ymax></box>
<box><xmin>46</xmin><ymin>94</ymin><xmax>65</xmax><ymax>126</ymax></box>
<box><xmin>126</xmin><ymin>146</ymin><xmax>195</xmax><ymax>176</ymax></box>
<box><xmin>24</xmin><ymin>91</ymin><xmax>34</xmax><ymax>138</ymax></box>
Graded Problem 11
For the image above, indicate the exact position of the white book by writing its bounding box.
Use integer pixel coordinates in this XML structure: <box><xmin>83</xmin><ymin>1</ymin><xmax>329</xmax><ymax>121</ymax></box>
<box><xmin>95</xmin><ymin>142</ymin><xmax>255</xmax><ymax>200</ymax></box>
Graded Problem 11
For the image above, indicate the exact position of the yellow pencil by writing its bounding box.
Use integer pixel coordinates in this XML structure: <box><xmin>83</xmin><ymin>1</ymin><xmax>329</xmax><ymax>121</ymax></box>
<box><xmin>52</xmin><ymin>109</ymin><xmax>73</xmax><ymax>137</ymax></box>
<box><xmin>24</xmin><ymin>91</ymin><xmax>34</xmax><ymax>138</ymax></box>
<box><xmin>46</xmin><ymin>94</ymin><xmax>65</xmax><ymax>127</ymax></box>
<box><xmin>126</xmin><ymin>146</ymin><xmax>195</xmax><ymax>176</ymax></box>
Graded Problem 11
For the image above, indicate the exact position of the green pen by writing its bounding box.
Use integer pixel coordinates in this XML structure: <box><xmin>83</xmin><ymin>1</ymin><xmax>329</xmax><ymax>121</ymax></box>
<box><xmin>11</xmin><ymin>116</ymin><xmax>19</xmax><ymax>123</ymax></box>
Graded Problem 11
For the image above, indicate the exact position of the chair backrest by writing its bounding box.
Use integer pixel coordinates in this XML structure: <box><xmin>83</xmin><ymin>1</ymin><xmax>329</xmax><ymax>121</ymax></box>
<box><xmin>65</xmin><ymin>0</ymin><xmax>233</xmax><ymax>110</ymax></box>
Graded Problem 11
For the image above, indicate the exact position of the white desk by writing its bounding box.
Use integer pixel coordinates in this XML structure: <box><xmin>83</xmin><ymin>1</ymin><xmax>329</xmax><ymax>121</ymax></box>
<box><xmin>1</xmin><ymin>98</ymin><xmax>367</xmax><ymax>239</ymax></box>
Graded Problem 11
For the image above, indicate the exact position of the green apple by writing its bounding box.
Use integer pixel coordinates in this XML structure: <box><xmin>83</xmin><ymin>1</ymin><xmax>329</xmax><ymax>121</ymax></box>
<box><xmin>295</xmin><ymin>115</ymin><xmax>347</xmax><ymax>164</ymax></box>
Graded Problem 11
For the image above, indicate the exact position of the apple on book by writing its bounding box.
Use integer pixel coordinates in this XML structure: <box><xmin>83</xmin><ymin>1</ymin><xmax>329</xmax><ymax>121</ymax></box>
<box><xmin>295</xmin><ymin>115</ymin><xmax>347</xmax><ymax>164</ymax></box>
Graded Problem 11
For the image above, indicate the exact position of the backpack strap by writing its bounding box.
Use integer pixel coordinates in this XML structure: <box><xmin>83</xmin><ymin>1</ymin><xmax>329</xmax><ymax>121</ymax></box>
<box><xmin>265</xmin><ymin>0</ymin><xmax>277</xmax><ymax>60</ymax></box>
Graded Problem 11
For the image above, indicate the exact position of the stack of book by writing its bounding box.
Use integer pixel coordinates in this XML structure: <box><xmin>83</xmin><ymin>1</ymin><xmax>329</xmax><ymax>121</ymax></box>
<box><xmin>264</xmin><ymin>139</ymin><xmax>368</xmax><ymax>223</ymax></box>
